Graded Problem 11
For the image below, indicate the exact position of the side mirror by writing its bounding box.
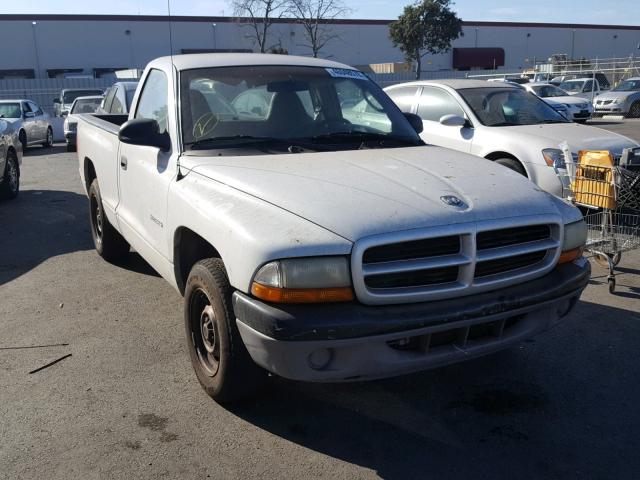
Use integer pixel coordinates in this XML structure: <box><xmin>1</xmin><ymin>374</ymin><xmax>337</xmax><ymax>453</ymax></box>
<box><xmin>24</xmin><ymin>112</ymin><xmax>36</xmax><ymax>119</ymax></box>
<box><xmin>439</xmin><ymin>114</ymin><xmax>468</xmax><ymax>128</ymax></box>
<box><xmin>53</xmin><ymin>98</ymin><xmax>61</xmax><ymax>104</ymax></box>
<box><xmin>119</xmin><ymin>118</ymin><xmax>171</xmax><ymax>151</ymax></box>
<box><xmin>403</xmin><ymin>112</ymin><xmax>423</xmax><ymax>134</ymax></box>
<box><xmin>61</xmin><ymin>111</ymin><xmax>69</xmax><ymax>117</ymax></box>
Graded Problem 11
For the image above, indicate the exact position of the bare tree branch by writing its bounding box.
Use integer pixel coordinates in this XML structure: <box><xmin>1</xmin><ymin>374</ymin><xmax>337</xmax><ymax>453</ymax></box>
<box><xmin>288</xmin><ymin>0</ymin><xmax>351</xmax><ymax>58</ymax></box>
<box><xmin>231</xmin><ymin>0</ymin><xmax>290</xmax><ymax>53</ymax></box>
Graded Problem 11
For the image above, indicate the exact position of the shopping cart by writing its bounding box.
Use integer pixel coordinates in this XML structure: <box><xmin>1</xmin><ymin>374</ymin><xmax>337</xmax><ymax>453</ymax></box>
<box><xmin>557</xmin><ymin>148</ymin><xmax>640</xmax><ymax>293</ymax></box>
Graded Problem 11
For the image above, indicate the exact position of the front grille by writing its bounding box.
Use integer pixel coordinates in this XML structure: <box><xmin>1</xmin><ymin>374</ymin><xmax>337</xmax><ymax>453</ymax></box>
<box><xmin>353</xmin><ymin>218</ymin><xmax>561</xmax><ymax>305</ymax></box>
<box><xmin>475</xmin><ymin>250</ymin><xmax>548</xmax><ymax>278</ymax></box>
<box><xmin>477</xmin><ymin>225</ymin><xmax>550</xmax><ymax>250</ymax></box>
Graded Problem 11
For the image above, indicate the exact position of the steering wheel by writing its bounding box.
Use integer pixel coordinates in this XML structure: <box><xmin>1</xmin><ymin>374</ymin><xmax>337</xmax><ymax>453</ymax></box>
<box><xmin>193</xmin><ymin>112</ymin><xmax>219</xmax><ymax>140</ymax></box>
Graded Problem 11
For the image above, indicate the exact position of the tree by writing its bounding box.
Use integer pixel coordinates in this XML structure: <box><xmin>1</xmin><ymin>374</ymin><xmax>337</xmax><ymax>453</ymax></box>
<box><xmin>289</xmin><ymin>0</ymin><xmax>351</xmax><ymax>58</ymax></box>
<box><xmin>389</xmin><ymin>0</ymin><xmax>463</xmax><ymax>80</ymax></box>
<box><xmin>231</xmin><ymin>0</ymin><xmax>290</xmax><ymax>53</ymax></box>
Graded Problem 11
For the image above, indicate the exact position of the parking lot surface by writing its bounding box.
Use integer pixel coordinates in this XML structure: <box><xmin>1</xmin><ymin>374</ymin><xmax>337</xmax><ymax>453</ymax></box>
<box><xmin>1</xmin><ymin>120</ymin><xmax>640</xmax><ymax>479</ymax></box>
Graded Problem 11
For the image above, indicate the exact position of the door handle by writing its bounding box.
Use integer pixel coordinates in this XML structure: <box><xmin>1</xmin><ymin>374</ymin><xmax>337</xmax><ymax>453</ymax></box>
<box><xmin>120</xmin><ymin>156</ymin><xmax>128</xmax><ymax>170</ymax></box>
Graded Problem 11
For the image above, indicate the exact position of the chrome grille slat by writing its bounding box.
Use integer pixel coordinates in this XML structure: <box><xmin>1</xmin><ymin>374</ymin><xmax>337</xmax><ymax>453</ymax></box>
<box><xmin>351</xmin><ymin>216</ymin><xmax>563</xmax><ymax>305</ymax></box>
<box><xmin>475</xmin><ymin>238</ymin><xmax>559</xmax><ymax>262</ymax></box>
<box><xmin>363</xmin><ymin>254</ymin><xmax>471</xmax><ymax>276</ymax></box>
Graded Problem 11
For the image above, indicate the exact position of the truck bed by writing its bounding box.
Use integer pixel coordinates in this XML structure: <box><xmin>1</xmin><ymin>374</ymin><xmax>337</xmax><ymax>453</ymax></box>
<box><xmin>76</xmin><ymin>113</ymin><xmax>128</xmax><ymax>136</ymax></box>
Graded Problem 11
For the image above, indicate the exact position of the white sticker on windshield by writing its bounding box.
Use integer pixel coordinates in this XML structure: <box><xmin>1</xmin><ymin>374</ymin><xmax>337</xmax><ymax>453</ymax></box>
<box><xmin>325</xmin><ymin>68</ymin><xmax>369</xmax><ymax>81</ymax></box>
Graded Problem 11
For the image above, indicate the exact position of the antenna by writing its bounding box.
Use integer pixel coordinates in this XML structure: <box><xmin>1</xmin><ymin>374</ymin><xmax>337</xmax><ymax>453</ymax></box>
<box><xmin>167</xmin><ymin>0</ymin><xmax>183</xmax><ymax>180</ymax></box>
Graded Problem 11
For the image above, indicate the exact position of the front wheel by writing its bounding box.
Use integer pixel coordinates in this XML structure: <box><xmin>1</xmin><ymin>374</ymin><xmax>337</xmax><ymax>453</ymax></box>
<box><xmin>88</xmin><ymin>179</ymin><xmax>129</xmax><ymax>261</ymax></box>
<box><xmin>42</xmin><ymin>127</ymin><xmax>53</xmax><ymax>148</ymax></box>
<box><xmin>628</xmin><ymin>102</ymin><xmax>640</xmax><ymax>119</ymax></box>
<box><xmin>0</xmin><ymin>153</ymin><xmax>19</xmax><ymax>199</ymax></box>
<box><xmin>184</xmin><ymin>258</ymin><xmax>267</xmax><ymax>403</ymax></box>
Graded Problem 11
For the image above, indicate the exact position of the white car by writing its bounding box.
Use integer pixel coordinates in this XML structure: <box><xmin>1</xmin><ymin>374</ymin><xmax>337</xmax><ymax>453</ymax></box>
<box><xmin>75</xmin><ymin>54</ymin><xmax>590</xmax><ymax>402</ymax></box>
<box><xmin>64</xmin><ymin>95</ymin><xmax>103</xmax><ymax>151</ymax></box>
<box><xmin>524</xmin><ymin>82</ymin><xmax>594</xmax><ymax>123</ymax></box>
<box><xmin>385</xmin><ymin>79</ymin><xmax>639</xmax><ymax>197</ymax></box>
<box><xmin>558</xmin><ymin>78</ymin><xmax>604</xmax><ymax>101</ymax></box>
<box><xmin>0</xmin><ymin>99</ymin><xmax>53</xmax><ymax>151</ymax></box>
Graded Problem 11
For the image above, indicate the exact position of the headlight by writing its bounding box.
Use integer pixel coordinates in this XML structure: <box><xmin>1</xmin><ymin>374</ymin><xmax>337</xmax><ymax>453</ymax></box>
<box><xmin>542</xmin><ymin>148</ymin><xmax>566</xmax><ymax>169</ymax></box>
<box><xmin>559</xmin><ymin>220</ymin><xmax>587</xmax><ymax>264</ymax></box>
<box><xmin>251</xmin><ymin>257</ymin><xmax>353</xmax><ymax>303</ymax></box>
<box><xmin>611</xmin><ymin>98</ymin><xmax>621</xmax><ymax>105</ymax></box>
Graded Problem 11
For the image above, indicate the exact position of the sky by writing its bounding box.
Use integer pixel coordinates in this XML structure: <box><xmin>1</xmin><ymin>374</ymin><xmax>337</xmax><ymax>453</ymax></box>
<box><xmin>10</xmin><ymin>0</ymin><xmax>640</xmax><ymax>25</ymax></box>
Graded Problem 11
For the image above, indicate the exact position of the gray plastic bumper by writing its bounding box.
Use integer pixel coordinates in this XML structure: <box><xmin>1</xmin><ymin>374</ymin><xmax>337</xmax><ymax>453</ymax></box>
<box><xmin>234</xmin><ymin>258</ymin><xmax>590</xmax><ymax>382</ymax></box>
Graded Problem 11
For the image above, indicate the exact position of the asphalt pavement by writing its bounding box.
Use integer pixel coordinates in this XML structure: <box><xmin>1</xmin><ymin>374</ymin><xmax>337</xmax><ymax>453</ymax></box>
<box><xmin>1</xmin><ymin>120</ymin><xmax>639</xmax><ymax>479</ymax></box>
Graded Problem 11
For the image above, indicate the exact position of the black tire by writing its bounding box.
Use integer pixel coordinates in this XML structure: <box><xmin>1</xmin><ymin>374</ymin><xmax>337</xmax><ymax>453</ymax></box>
<box><xmin>19</xmin><ymin>130</ymin><xmax>27</xmax><ymax>152</ymax></box>
<box><xmin>184</xmin><ymin>258</ymin><xmax>267</xmax><ymax>403</ymax></box>
<box><xmin>627</xmin><ymin>101</ymin><xmax>640</xmax><ymax>119</ymax></box>
<box><xmin>608</xmin><ymin>278</ymin><xmax>616</xmax><ymax>294</ymax></box>
<box><xmin>88</xmin><ymin>179</ymin><xmax>129</xmax><ymax>261</ymax></box>
<box><xmin>494</xmin><ymin>157</ymin><xmax>527</xmax><ymax>176</ymax></box>
<box><xmin>66</xmin><ymin>143</ymin><xmax>76</xmax><ymax>152</ymax></box>
<box><xmin>42</xmin><ymin>127</ymin><xmax>53</xmax><ymax>148</ymax></box>
<box><xmin>0</xmin><ymin>152</ymin><xmax>19</xmax><ymax>200</ymax></box>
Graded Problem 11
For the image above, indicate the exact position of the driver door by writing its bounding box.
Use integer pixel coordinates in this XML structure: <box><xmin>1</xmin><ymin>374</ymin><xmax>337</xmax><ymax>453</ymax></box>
<box><xmin>116</xmin><ymin>68</ymin><xmax>177</xmax><ymax>263</ymax></box>
<box><xmin>416</xmin><ymin>87</ymin><xmax>473</xmax><ymax>153</ymax></box>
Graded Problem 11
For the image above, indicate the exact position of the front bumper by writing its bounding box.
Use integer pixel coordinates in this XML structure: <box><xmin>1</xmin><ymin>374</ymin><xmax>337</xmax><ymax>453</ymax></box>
<box><xmin>234</xmin><ymin>259</ymin><xmax>590</xmax><ymax>382</ymax></box>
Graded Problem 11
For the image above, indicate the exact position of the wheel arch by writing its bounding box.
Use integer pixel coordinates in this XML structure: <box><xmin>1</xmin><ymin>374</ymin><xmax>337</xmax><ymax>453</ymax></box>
<box><xmin>83</xmin><ymin>157</ymin><xmax>97</xmax><ymax>192</ymax></box>
<box><xmin>484</xmin><ymin>151</ymin><xmax>529</xmax><ymax>177</ymax></box>
<box><xmin>174</xmin><ymin>227</ymin><xmax>222</xmax><ymax>295</ymax></box>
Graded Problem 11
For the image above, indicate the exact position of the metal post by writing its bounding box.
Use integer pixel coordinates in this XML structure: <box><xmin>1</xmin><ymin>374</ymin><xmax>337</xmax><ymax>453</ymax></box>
<box><xmin>211</xmin><ymin>23</ymin><xmax>217</xmax><ymax>51</ymax></box>
<box><xmin>31</xmin><ymin>21</ymin><xmax>41</xmax><ymax>79</ymax></box>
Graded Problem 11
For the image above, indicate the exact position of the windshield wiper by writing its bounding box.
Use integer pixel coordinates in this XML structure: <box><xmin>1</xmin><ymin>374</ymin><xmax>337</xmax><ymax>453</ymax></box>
<box><xmin>489</xmin><ymin>122</ymin><xmax>520</xmax><ymax>127</ymax></box>
<box><xmin>311</xmin><ymin>131</ymin><xmax>421</xmax><ymax>146</ymax></box>
<box><xmin>539</xmin><ymin>120</ymin><xmax>569</xmax><ymax>124</ymax></box>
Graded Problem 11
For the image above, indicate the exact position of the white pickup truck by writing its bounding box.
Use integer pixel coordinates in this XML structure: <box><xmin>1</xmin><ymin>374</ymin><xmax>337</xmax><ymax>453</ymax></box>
<box><xmin>77</xmin><ymin>54</ymin><xmax>590</xmax><ymax>403</ymax></box>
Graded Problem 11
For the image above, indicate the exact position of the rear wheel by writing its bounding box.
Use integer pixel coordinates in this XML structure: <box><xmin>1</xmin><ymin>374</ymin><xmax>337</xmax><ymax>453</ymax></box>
<box><xmin>42</xmin><ymin>127</ymin><xmax>53</xmax><ymax>148</ymax></box>
<box><xmin>494</xmin><ymin>157</ymin><xmax>527</xmax><ymax>176</ymax></box>
<box><xmin>88</xmin><ymin>178</ymin><xmax>129</xmax><ymax>261</ymax></box>
<box><xmin>628</xmin><ymin>101</ymin><xmax>640</xmax><ymax>119</ymax></box>
<box><xmin>184</xmin><ymin>258</ymin><xmax>267</xmax><ymax>403</ymax></box>
<box><xmin>0</xmin><ymin>152</ymin><xmax>19</xmax><ymax>199</ymax></box>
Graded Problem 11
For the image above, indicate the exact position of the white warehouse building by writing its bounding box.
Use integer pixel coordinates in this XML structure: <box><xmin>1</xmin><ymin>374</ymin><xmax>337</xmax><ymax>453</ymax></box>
<box><xmin>0</xmin><ymin>14</ymin><xmax>639</xmax><ymax>79</ymax></box>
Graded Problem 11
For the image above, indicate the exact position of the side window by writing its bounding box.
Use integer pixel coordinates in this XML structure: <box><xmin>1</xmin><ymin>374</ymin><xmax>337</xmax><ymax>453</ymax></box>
<box><xmin>583</xmin><ymin>81</ymin><xmax>594</xmax><ymax>92</ymax></box>
<box><xmin>102</xmin><ymin>87</ymin><xmax>116</xmax><ymax>112</ymax></box>
<box><xmin>28</xmin><ymin>101</ymin><xmax>43</xmax><ymax>115</ymax></box>
<box><xmin>22</xmin><ymin>102</ymin><xmax>32</xmax><ymax>113</ymax></box>
<box><xmin>417</xmin><ymin>87</ymin><xmax>465</xmax><ymax>122</ymax></box>
<box><xmin>111</xmin><ymin>87</ymin><xmax>124</xmax><ymax>114</ymax></box>
<box><xmin>386</xmin><ymin>86</ymin><xmax>419</xmax><ymax>112</ymax></box>
<box><xmin>135</xmin><ymin>69</ymin><xmax>169</xmax><ymax>134</ymax></box>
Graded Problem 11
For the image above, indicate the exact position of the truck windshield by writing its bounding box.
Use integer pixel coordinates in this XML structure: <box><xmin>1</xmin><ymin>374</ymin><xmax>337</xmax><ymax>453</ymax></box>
<box><xmin>63</xmin><ymin>90</ymin><xmax>104</xmax><ymax>104</ymax></box>
<box><xmin>0</xmin><ymin>103</ymin><xmax>21</xmax><ymax>119</ymax></box>
<box><xmin>180</xmin><ymin>65</ymin><xmax>421</xmax><ymax>151</ymax></box>
<box><xmin>458</xmin><ymin>87</ymin><xmax>569</xmax><ymax>126</ymax></box>
<box><xmin>71</xmin><ymin>98</ymin><xmax>102</xmax><ymax>114</ymax></box>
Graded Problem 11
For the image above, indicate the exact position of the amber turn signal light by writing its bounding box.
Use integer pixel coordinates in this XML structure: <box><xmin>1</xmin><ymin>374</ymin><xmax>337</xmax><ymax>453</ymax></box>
<box><xmin>251</xmin><ymin>283</ymin><xmax>354</xmax><ymax>304</ymax></box>
<box><xmin>558</xmin><ymin>247</ymin><xmax>584</xmax><ymax>264</ymax></box>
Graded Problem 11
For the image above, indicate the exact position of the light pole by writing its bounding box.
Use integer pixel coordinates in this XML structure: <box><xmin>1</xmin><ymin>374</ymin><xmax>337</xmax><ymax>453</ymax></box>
<box><xmin>125</xmin><ymin>29</ymin><xmax>135</xmax><ymax>68</ymax></box>
<box><xmin>570</xmin><ymin>29</ymin><xmax>576</xmax><ymax>60</ymax></box>
<box><xmin>211</xmin><ymin>23</ymin><xmax>217</xmax><ymax>51</ymax></box>
<box><xmin>474</xmin><ymin>27</ymin><xmax>479</xmax><ymax>48</ymax></box>
<box><xmin>31</xmin><ymin>21</ymin><xmax>41</xmax><ymax>78</ymax></box>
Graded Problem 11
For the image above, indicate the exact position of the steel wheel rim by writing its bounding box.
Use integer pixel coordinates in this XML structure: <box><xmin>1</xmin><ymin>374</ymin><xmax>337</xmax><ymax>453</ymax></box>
<box><xmin>6</xmin><ymin>158</ymin><xmax>18</xmax><ymax>193</ymax></box>
<box><xmin>90</xmin><ymin>194</ymin><xmax>103</xmax><ymax>244</ymax></box>
<box><xmin>190</xmin><ymin>288</ymin><xmax>220</xmax><ymax>377</ymax></box>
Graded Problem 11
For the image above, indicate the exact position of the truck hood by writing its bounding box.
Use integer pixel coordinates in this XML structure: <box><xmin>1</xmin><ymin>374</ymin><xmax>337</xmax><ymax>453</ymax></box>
<box><xmin>182</xmin><ymin>146</ymin><xmax>564</xmax><ymax>241</ymax></box>
<box><xmin>502</xmin><ymin>123</ymin><xmax>639</xmax><ymax>155</ymax></box>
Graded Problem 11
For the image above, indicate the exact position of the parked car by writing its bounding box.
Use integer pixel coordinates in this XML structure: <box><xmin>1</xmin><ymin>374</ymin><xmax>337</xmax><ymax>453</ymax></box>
<box><xmin>550</xmin><ymin>73</ymin><xmax>610</xmax><ymax>90</ymax></box>
<box><xmin>524</xmin><ymin>82</ymin><xmax>594</xmax><ymax>123</ymax></box>
<box><xmin>76</xmin><ymin>54</ymin><xmax>590</xmax><ymax>402</ymax></box>
<box><xmin>558</xmin><ymin>78</ymin><xmax>605</xmax><ymax>101</ymax></box>
<box><xmin>593</xmin><ymin>77</ymin><xmax>640</xmax><ymax>118</ymax></box>
<box><xmin>54</xmin><ymin>88</ymin><xmax>105</xmax><ymax>117</ymax></box>
<box><xmin>384</xmin><ymin>79</ymin><xmax>639</xmax><ymax>197</ymax></box>
<box><xmin>0</xmin><ymin>99</ymin><xmax>53</xmax><ymax>151</ymax></box>
<box><xmin>0</xmin><ymin>118</ymin><xmax>23</xmax><ymax>199</ymax></box>
<box><xmin>64</xmin><ymin>95</ymin><xmax>103</xmax><ymax>151</ymax></box>
<box><xmin>97</xmin><ymin>82</ymin><xmax>139</xmax><ymax>115</ymax></box>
